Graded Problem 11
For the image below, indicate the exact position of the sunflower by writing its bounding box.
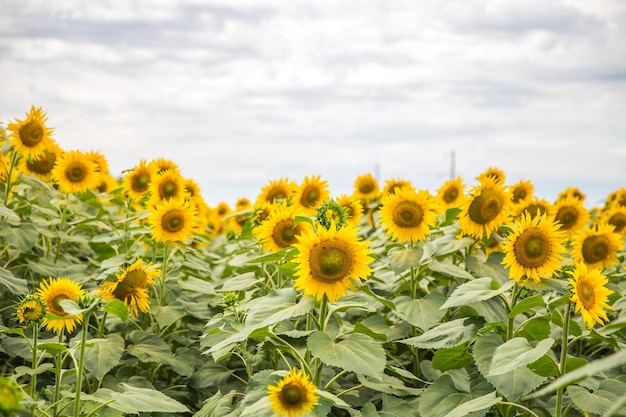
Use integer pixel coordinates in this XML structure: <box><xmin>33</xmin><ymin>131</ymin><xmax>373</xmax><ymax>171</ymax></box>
<box><xmin>256</xmin><ymin>177</ymin><xmax>297</xmax><ymax>206</ymax></box>
<box><xmin>183</xmin><ymin>177</ymin><xmax>202</xmax><ymax>199</ymax></box>
<box><xmin>37</xmin><ymin>277</ymin><xmax>86</xmax><ymax>334</ymax></box>
<box><xmin>267</xmin><ymin>368</ymin><xmax>319</xmax><ymax>417</ymax></box>
<box><xmin>336</xmin><ymin>193</ymin><xmax>364</xmax><ymax>226</ymax></box>
<box><xmin>515</xmin><ymin>197</ymin><xmax>553</xmax><ymax>219</ymax></box>
<box><xmin>316</xmin><ymin>199</ymin><xmax>349</xmax><ymax>230</ymax></box>
<box><xmin>149</xmin><ymin>157</ymin><xmax>180</xmax><ymax>175</ymax></box>
<box><xmin>477</xmin><ymin>166</ymin><xmax>506</xmax><ymax>185</ymax></box>
<box><xmin>382</xmin><ymin>178</ymin><xmax>413</xmax><ymax>196</ymax></box>
<box><xmin>293</xmin><ymin>222</ymin><xmax>373</xmax><ymax>302</ymax></box>
<box><xmin>229</xmin><ymin>198</ymin><xmax>252</xmax><ymax>234</ymax></box>
<box><xmin>605</xmin><ymin>187</ymin><xmax>626</xmax><ymax>208</ymax></box>
<box><xmin>501</xmin><ymin>213</ymin><xmax>567</xmax><ymax>283</ymax></box>
<box><xmin>571</xmin><ymin>222</ymin><xmax>622</xmax><ymax>270</ymax></box>
<box><xmin>122</xmin><ymin>159</ymin><xmax>156</xmax><ymax>202</ymax></box>
<box><xmin>51</xmin><ymin>149</ymin><xmax>100</xmax><ymax>194</ymax></box>
<box><xmin>97</xmin><ymin>173</ymin><xmax>120</xmax><ymax>194</ymax></box>
<box><xmin>294</xmin><ymin>175</ymin><xmax>330</xmax><ymax>215</ymax></box>
<box><xmin>510</xmin><ymin>179</ymin><xmax>534</xmax><ymax>205</ymax></box>
<box><xmin>352</xmin><ymin>173</ymin><xmax>380</xmax><ymax>202</ymax></box>
<box><xmin>568</xmin><ymin>262</ymin><xmax>613</xmax><ymax>329</ymax></box>
<box><xmin>99</xmin><ymin>258</ymin><xmax>159</xmax><ymax>318</ymax></box>
<box><xmin>16</xmin><ymin>294</ymin><xmax>47</xmax><ymax>328</ymax></box>
<box><xmin>254</xmin><ymin>204</ymin><xmax>310</xmax><ymax>253</ymax></box>
<box><xmin>215</xmin><ymin>201</ymin><xmax>232</xmax><ymax>218</ymax></box>
<box><xmin>380</xmin><ymin>187</ymin><xmax>439</xmax><ymax>242</ymax></box>
<box><xmin>148</xmin><ymin>169</ymin><xmax>186</xmax><ymax>207</ymax></box>
<box><xmin>17</xmin><ymin>141</ymin><xmax>62</xmax><ymax>181</ymax></box>
<box><xmin>558</xmin><ymin>186</ymin><xmax>586</xmax><ymax>203</ymax></box>
<box><xmin>148</xmin><ymin>197</ymin><xmax>198</xmax><ymax>243</ymax></box>
<box><xmin>601</xmin><ymin>205</ymin><xmax>626</xmax><ymax>235</ymax></box>
<box><xmin>458</xmin><ymin>177</ymin><xmax>511</xmax><ymax>240</ymax></box>
<box><xmin>437</xmin><ymin>177</ymin><xmax>466</xmax><ymax>210</ymax></box>
<box><xmin>553</xmin><ymin>196</ymin><xmax>589</xmax><ymax>236</ymax></box>
<box><xmin>7</xmin><ymin>106</ymin><xmax>55</xmax><ymax>159</ymax></box>
<box><xmin>85</xmin><ymin>150</ymin><xmax>109</xmax><ymax>175</ymax></box>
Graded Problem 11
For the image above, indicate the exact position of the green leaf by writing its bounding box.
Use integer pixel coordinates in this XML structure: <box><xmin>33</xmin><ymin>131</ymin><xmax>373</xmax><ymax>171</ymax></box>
<box><xmin>357</xmin><ymin>373</ymin><xmax>423</xmax><ymax>397</ymax></box>
<box><xmin>83</xmin><ymin>334</ymin><xmax>125</xmax><ymax>379</ymax></box>
<box><xmin>192</xmin><ymin>390</ymin><xmax>236</xmax><ymax>417</ymax></box>
<box><xmin>418</xmin><ymin>374</ymin><xmax>473</xmax><ymax>417</ymax></box>
<box><xmin>433</xmin><ymin>234</ymin><xmax>474</xmax><ymax>256</ymax></box>
<box><xmin>432</xmin><ymin>344</ymin><xmax>474</xmax><ymax>371</ymax></box>
<box><xmin>109</xmin><ymin>383</ymin><xmax>190</xmax><ymax>414</ymax></box>
<box><xmin>528</xmin><ymin>355</ymin><xmax>587</xmax><ymax>378</ymax></box>
<box><xmin>188</xmin><ymin>364</ymin><xmax>235</xmax><ymax>389</ymax></box>
<box><xmin>429</xmin><ymin>260</ymin><xmax>474</xmax><ymax>280</ymax></box>
<box><xmin>388</xmin><ymin>246</ymin><xmax>423</xmax><ymax>273</ymax></box>
<box><xmin>465</xmin><ymin>254</ymin><xmax>508</xmax><ymax>283</ymax></box>
<box><xmin>516</xmin><ymin>316</ymin><xmax>551</xmax><ymax>341</ymax></box>
<box><xmin>177</xmin><ymin>276</ymin><xmax>216</xmax><ymax>295</ymax></box>
<box><xmin>37</xmin><ymin>342</ymin><xmax>69</xmax><ymax>355</ymax></box>
<box><xmin>0</xmin><ymin>266</ymin><xmax>28</xmax><ymax>294</ymax></box>
<box><xmin>352</xmin><ymin>321</ymin><xmax>387</xmax><ymax>342</ymax></box>
<box><xmin>103</xmin><ymin>299</ymin><xmax>129</xmax><ymax>321</ymax></box>
<box><xmin>399</xmin><ymin>318</ymin><xmax>476</xmax><ymax>349</ymax></box>
<box><xmin>219</xmin><ymin>271</ymin><xmax>261</xmax><ymax>291</ymax></box>
<box><xmin>488</xmin><ymin>337</ymin><xmax>554</xmax><ymax>376</ymax></box>
<box><xmin>441</xmin><ymin>278</ymin><xmax>514</xmax><ymax>309</ymax></box>
<box><xmin>507</xmin><ymin>294</ymin><xmax>546</xmax><ymax>319</ymax></box>
<box><xmin>442</xmin><ymin>391</ymin><xmax>501</xmax><ymax>417</ymax></box>
<box><xmin>395</xmin><ymin>292</ymin><xmax>447</xmax><ymax>331</ymax></box>
<box><xmin>473</xmin><ymin>333</ymin><xmax>545</xmax><ymax>402</ymax></box>
<box><xmin>0</xmin><ymin>221</ymin><xmax>38</xmax><ymax>251</ymax></box>
<box><xmin>567</xmin><ymin>378</ymin><xmax>626</xmax><ymax>415</ymax></box>
<box><xmin>308</xmin><ymin>331</ymin><xmax>386</xmax><ymax>378</ymax></box>
<box><xmin>127</xmin><ymin>330</ymin><xmax>171</xmax><ymax>364</ymax></box>
<box><xmin>0</xmin><ymin>205</ymin><xmax>21</xmax><ymax>225</ymax></box>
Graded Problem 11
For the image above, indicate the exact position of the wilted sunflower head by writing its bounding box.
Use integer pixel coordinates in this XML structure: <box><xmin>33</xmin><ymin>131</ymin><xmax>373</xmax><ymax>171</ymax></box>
<box><xmin>294</xmin><ymin>175</ymin><xmax>330</xmax><ymax>215</ymax></box>
<box><xmin>7</xmin><ymin>105</ymin><xmax>55</xmax><ymax>160</ymax></box>
<box><xmin>267</xmin><ymin>368</ymin><xmax>319</xmax><ymax>417</ymax></box>
<box><xmin>37</xmin><ymin>277</ymin><xmax>86</xmax><ymax>334</ymax></box>
<box><xmin>568</xmin><ymin>262</ymin><xmax>614</xmax><ymax>329</ymax></box>
<box><xmin>16</xmin><ymin>293</ymin><xmax>47</xmax><ymax>328</ymax></box>
<box><xmin>316</xmin><ymin>199</ymin><xmax>348</xmax><ymax>230</ymax></box>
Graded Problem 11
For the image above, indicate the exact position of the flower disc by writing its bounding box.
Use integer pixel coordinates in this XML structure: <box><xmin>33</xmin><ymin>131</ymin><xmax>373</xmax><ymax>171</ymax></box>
<box><xmin>267</xmin><ymin>368</ymin><xmax>319</xmax><ymax>417</ymax></box>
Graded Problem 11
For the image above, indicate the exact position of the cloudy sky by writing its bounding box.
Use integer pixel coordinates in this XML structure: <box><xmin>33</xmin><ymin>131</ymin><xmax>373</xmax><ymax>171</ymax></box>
<box><xmin>1</xmin><ymin>0</ymin><xmax>625</xmax><ymax>207</ymax></box>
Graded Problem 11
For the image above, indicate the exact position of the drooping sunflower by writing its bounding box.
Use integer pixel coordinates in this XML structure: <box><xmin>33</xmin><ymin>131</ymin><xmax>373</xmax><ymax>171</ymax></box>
<box><xmin>336</xmin><ymin>193</ymin><xmax>364</xmax><ymax>226</ymax></box>
<box><xmin>51</xmin><ymin>149</ymin><xmax>100</xmax><ymax>194</ymax></box>
<box><xmin>601</xmin><ymin>205</ymin><xmax>626</xmax><ymax>235</ymax></box>
<box><xmin>254</xmin><ymin>204</ymin><xmax>311</xmax><ymax>253</ymax></box>
<box><xmin>515</xmin><ymin>197</ymin><xmax>553</xmax><ymax>219</ymax></box>
<box><xmin>436</xmin><ymin>177</ymin><xmax>466</xmax><ymax>210</ymax></box>
<box><xmin>553</xmin><ymin>196</ymin><xmax>589</xmax><ymax>236</ymax></box>
<box><xmin>380</xmin><ymin>187</ymin><xmax>439</xmax><ymax>242</ymax></box>
<box><xmin>510</xmin><ymin>179</ymin><xmax>534</xmax><ymax>205</ymax></box>
<box><xmin>458</xmin><ymin>177</ymin><xmax>511</xmax><ymax>240</ymax></box>
<box><xmin>293</xmin><ymin>222</ymin><xmax>373</xmax><ymax>302</ymax></box>
<box><xmin>571</xmin><ymin>222</ymin><xmax>622</xmax><ymax>270</ymax></box>
<box><xmin>568</xmin><ymin>262</ymin><xmax>614</xmax><ymax>329</ymax></box>
<box><xmin>267</xmin><ymin>368</ymin><xmax>319</xmax><ymax>417</ymax></box>
<box><xmin>501</xmin><ymin>213</ymin><xmax>567</xmax><ymax>283</ymax></box>
<box><xmin>477</xmin><ymin>166</ymin><xmax>506</xmax><ymax>185</ymax></box>
<box><xmin>557</xmin><ymin>186</ymin><xmax>586</xmax><ymax>203</ymax></box>
<box><xmin>293</xmin><ymin>175</ymin><xmax>330</xmax><ymax>215</ymax></box>
<box><xmin>352</xmin><ymin>173</ymin><xmax>380</xmax><ymax>202</ymax></box>
<box><xmin>148</xmin><ymin>197</ymin><xmax>198</xmax><ymax>243</ymax></box>
<box><xmin>99</xmin><ymin>258</ymin><xmax>160</xmax><ymax>318</ymax></box>
<box><xmin>256</xmin><ymin>178</ymin><xmax>297</xmax><ymax>206</ymax></box>
<box><xmin>382</xmin><ymin>178</ymin><xmax>414</xmax><ymax>196</ymax></box>
<box><xmin>7</xmin><ymin>106</ymin><xmax>55</xmax><ymax>159</ymax></box>
<box><xmin>37</xmin><ymin>277</ymin><xmax>86</xmax><ymax>334</ymax></box>
<box><xmin>122</xmin><ymin>159</ymin><xmax>156</xmax><ymax>202</ymax></box>
<box><xmin>16</xmin><ymin>293</ymin><xmax>47</xmax><ymax>328</ymax></box>
<box><xmin>17</xmin><ymin>141</ymin><xmax>62</xmax><ymax>181</ymax></box>
<box><xmin>148</xmin><ymin>168</ymin><xmax>186</xmax><ymax>207</ymax></box>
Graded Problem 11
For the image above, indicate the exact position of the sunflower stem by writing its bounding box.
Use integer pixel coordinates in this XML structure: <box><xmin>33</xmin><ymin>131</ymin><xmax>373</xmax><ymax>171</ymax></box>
<box><xmin>158</xmin><ymin>244</ymin><xmax>172</xmax><ymax>306</ymax></box>
<box><xmin>54</xmin><ymin>197</ymin><xmax>68</xmax><ymax>263</ymax></box>
<box><xmin>30</xmin><ymin>325</ymin><xmax>39</xmax><ymax>417</ymax></box>
<box><xmin>53</xmin><ymin>332</ymin><xmax>64</xmax><ymax>417</ymax></box>
<box><xmin>555</xmin><ymin>302</ymin><xmax>572</xmax><ymax>417</ymax></box>
<box><xmin>507</xmin><ymin>283</ymin><xmax>521</xmax><ymax>341</ymax></box>
<box><xmin>314</xmin><ymin>295</ymin><xmax>330</xmax><ymax>386</ymax></box>
<box><xmin>73</xmin><ymin>310</ymin><xmax>90</xmax><ymax>417</ymax></box>
<box><xmin>3</xmin><ymin>151</ymin><xmax>19</xmax><ymax>204</ymax></box>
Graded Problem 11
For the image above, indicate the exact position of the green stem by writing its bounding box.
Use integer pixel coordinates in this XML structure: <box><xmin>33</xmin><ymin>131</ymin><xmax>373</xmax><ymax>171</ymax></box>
<box><xmin>3</xmin><ymin>151</ymin><xmax>18</xmax><ymax>204</ymax></box>
<box><xmin>507</xmin><ymin>283</ymin><xmax>520</xmax><ymax>341</ymax></box>
<box><xmin>54</xmin><ymin>199</ymin><xmax>68</xmax><ymax>263</ymax></box>
<box><xmin>74</xmin><ymin>311</ymin><xmax>91</xmax><ymax>417</ymax></box>
<box><xmin>30</xmin><ymin>325</ymin><xmax>39</xmax><ymax>417</ymax></box>
<box><xmin>555</xmin><ymin>302</ymin><xmax>572</xmax><ymax>417</ymax></box>
<box><xmin>53</xmin><ymin>332</ymin><xmax>64</xmax><ymax>417</ymax></box>
<box><xmin>498</xmin><ymin>402</ymin><xmax>540</xmax><ymax>417</ymax></box>
<box><xmin>314</xmin><ymin>295</ymin><xmax>330</xmax><ymax>386</ymax></box>
<box><xmin>158</xmin><ymin>244</ymin><xmax>172</xmax><ymax>306</ymax></box>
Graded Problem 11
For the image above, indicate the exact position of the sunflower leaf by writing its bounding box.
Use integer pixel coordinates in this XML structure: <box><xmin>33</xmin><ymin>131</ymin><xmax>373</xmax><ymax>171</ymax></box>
<box><xmin>83</xmin><ymin>333</ymin><xmax>125</xmax><ymax>379</ymax></box>
<box><xmin>103</xmin><ymin>299</ymin><xmax>129</xmax><ymax>321</ymax></box>
<box><xmin>399</xmin><ymin>318</ymin><xmax>475</xmax><ymax>349</ymax></box>
<box><xmin>488</xmin><ymin>337</ymin><xmax>554</xmax><ymax>376</ymax></box>
<box><xmin>441</xmin><ymin>278</ymin><xmax>514</xmax><ymax>309</ymax></box>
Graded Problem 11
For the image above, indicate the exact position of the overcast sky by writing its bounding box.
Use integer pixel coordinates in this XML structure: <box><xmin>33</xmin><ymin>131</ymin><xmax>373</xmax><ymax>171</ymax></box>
<box><xmin>1</xmin><ymin>0</ymin><xmax>625</xmax><ymax>207</ymax></box>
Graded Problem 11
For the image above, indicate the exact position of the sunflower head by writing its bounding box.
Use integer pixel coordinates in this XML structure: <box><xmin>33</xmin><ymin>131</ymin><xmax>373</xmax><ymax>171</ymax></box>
<box><xmin>380</xmin><ymin>187</ymin><xmax>439</xmax><ymax>242</ymax></box>
<box><xmin>267</xmin><ymin>368</ymin><xmax>319</xmax><ymax>417</ymax></box>
<box><xmin>553</xmin><ymin>196</ymin><xmax>589</xmax><ymax>236</ymax></box>
<box><xmin>148</xmin><ymin>169</ymin><xmax>185</xmax><ymax>206</ymax></box>
<box><xmin>254</xmin><ymin>204</ymin><xmax>310</xmax><ymax>253</ymax></box>
<box><xmin>477</xmin><ymin>166</ymin><xmax>506</xmax><ymax>185</ymax></box>
<box><xmin>148</xmin><ymin>197</ymin><xmax>198</xmax><ymax>243</ymax></box>
<box><xmin>0</xmin><ymin>377</ymin><xmax>22</xmax><ymax>414</ymax></box>
<box><xmin>458</xmin><ymin>177</ymin><xmax>511</xmax><ymax>240</ymax></box>
<box><xmin>568</xmin><ymin>262</ymin><xmax>614</xmax><ymax>329</ymax></box>
<box><xmin>437</xmin><ymin>177</ymin><xmax>466</xmax><ymax>209</ymax></box>
<box><xmin>316</xmin><ymin>199</ymin><xmax>348</xmax><ymax>230</ymax></box>
<box><xmin>37</xmin><ymin>277</ymin><xmax>86</xmax><ymax>334</ymax></box>
<box><xmin>7</xmin><ymin>106</ymin><xmax>55</xmax><ymax>160</ymax></box>
<box><xmin>602</xmin><ymin>205</ymin><xmax>626</xmax><ymax>235</ymax></box>
<box><xmin>256</xmin><ymin>178</ymin><xmax>297</xmax><ymax>206</ymax></box>
<box><xmin>122</xmin><ymin>159</ymin><xmax>157</xmax><ymax>202</ymax></box>
<box><xmin>294</xmin><ymin>175</ymin><xmax>330</xmax><ymax>215</ymax></box>
<box><xmin>148</xmin><ymin>157</ymin><xmax>180</xmax><ymax>175</ymax></box>
<box><xmin>19</xmin><ymin>142</ymin><xmax>62</xmax><ymax>181</ymax></box>
<box><xmin>51</xmin><ymin>149</ymin><xmax>101</xmax><ymax>194</ymax></box>
<box><xmin>336</xmin><ymin>194</ymin><xmax>364</xmax><ymax>226</ymax></box>
<box><xmin>353</xmin><ymin>173</ymin><xmax>380</xmax><ymax>202</ymax></box>
<box><xmin>516</xmin><ymin>197</ymin><xmax>553</xmax><ymax>219</ymax></box>
<box><xmin>382</xmin><ymin>178</ymin><xmax>413</xmax><ymax>196</ymax></box>
<box><xmin>16</xmin><ymin>293</ymin><xmax>47</xmax><ymax>328</ymax></box>
<box><xmin>558</xmin><ymin>186</ymin><xmax>586</xmax><ymax>203</ymax></box>
<box><xmin>571</xmin><ymin>222</ymin><xmax>622</xmax><ymax>270</ymax></box>
<box><xmin>99</xmin><ymin>258</ymin><xmax>159</xmax><ymax>317</ymax></box>
<box><xmin>510</xmin><ymin>179</ymin><xmax>534</xmax><ymax>205</ymax></box>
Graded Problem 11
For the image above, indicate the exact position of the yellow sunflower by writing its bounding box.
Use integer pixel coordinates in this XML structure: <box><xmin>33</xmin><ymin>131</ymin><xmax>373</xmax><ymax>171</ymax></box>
<box><xmin>515</xmin><ymin>197</ymin><xmax>553</xmax><ymax>219</ymax></box>
<box><xmin>293</xmin><ymin>222</ymin><xmax>373</xmax><ymax>302</ymax></box>
<box><xmin>571</xmin><ymin>222</ymin><xmax>622</xmax><ymax>270</ymax></box>
<box><xmin>97</xmin><ymin>173</ymin><xmax>120</xmax><ymax>194</ymax></box>
<box><xmin>501</xmin><ymin>213</ymin><xmax>567</xmax><ymax>283</ymax></box>
<box><xmin>553</xmin><ymin>196</ymin><xmax>589</xmax><ymax>237</ymax></box>
<box><xmin>336</xmin><ymin>193</ymin><xmax>364</xmax><ymax>226</ymax></box>
<box><xmin>256</xmin><ymin>177</ymin><xmax>297</xmax><ymax>206</ymax></box>
<box><xmin>37</xmin><ymin>277</ymin><xmax>86</xmax><ymax>334</ymax></box>
<box><xmin>183</xmin><ymin>177</ymin><xmax>202</xmax><ymax>200</ymax></box>
<box><xmin>294</xmin><ymin>175</ymin><xmax>330</xmax><ymax>215</ymax></box>
<box><xmin>254</xmin><ymin>204</ymin><xmax>310</xmax><ymax>253</ymax></box>
<box><xmin>605</xmin><ymin>187</ymin><xmax>626</xmax><ymax>208</ymax></box>
<box><xmin>352</xmin><ymin>173</ymin><xmax>380</xmax><ymax>202</ymax></box>
<box><xmin>458</xmin><ymin>177</ymin><xmax>511</xmax><ymax>240</ymax></box>
<box><xmin>16</xmin><ymin>294</ymin><xmax>47</xmax><ymax>328</ymax></box>
<box><xmin>229</xmin><ymin>198</ymin><xmax>252</xmax><ymax>234</ymax></box>
<box><xmin>437</xmin><ymin>177</ymin><xmax>466</xmax><ymax>210</ymax></box>
<box><xmin>17</xmin><ymin>142</ymin><xmax>62</xmax><ymax>181</ymax></box>
<box><xmin>148</xmin><ymin>197</ymin><xmax>198</xmax><ymax>243</ymax></box>
<box><xmin>380</xmin><ymin>187</ymin><xmax>439</xmax><ymax>242</ymax></box>
<box><xmin>510</xmin><ymin>179</ymin><xmax>534</xmax><ymax>205</ymax></box>
<box><xmin>477</xmin><ymin>166</ymin><xmax>506</xmax><ymax>185</ymax></box>
<box><xmin>148</xmin><ymin>168</ymin><xmax>186</xmax><ymax>206</ymax></box>
<box><xmin>382</xmin><ymin>178</ymin><xmax>414</xmax><ymax>196</ymax></box>
<box><xmin>99</xmin><ymin>258</ymin><xmax>160</xmax><ymax>318</ymax></box>
<box><xmin>205</xmin><ymin>211</ymin><xmax>226</xmax><ymax>237</ymax></box>
<box><xmin>601</xmin><ymin>205</ymin><xmax>626</xmax><ymax>236</ymax></box>
<box><xmin>51</xmin><ymin>149</ymin><xmax>100</xmax><ymax>194</ymax></box>
<box><xmin>267</xmin><ymin>368</ymin><xmax>319</xmax><ymax>417</ymax></box>
<box><xmin>215</xmin><ymin>201</ymin><xmax>232</xmax><ymax>218</ymax></box>
<box><xmin>85</xmin><ymin>150</ymin><xmax>109</xmax><ymax>175</ymax></box>
<box><xmin>7</xmin><ymin>106</ymin><xmax>55</xmax><ymax>159</ymax></box>
<box><xmin>568</xmin><ymin>262</ymin><xmax>614</xmax><ymax>329</ymax></box>
<box><xmin>558</xmin><ymin>186</ymin><xmax>586</xmax><ymax>203</ymax></box>
<box><xmin>148</xmin><ymin>157</ymin><xmax>180</xmax><ymax>175</ymax></box>
<box><xmin>122</xmin><ymin>159</ymin><xmax>156</xmax><ymax>202</ymax></box>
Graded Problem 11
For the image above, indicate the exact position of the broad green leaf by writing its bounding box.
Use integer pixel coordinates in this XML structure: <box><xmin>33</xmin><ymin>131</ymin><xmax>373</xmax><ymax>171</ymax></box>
<box><xmin>507</xmin><ymin>294</ymin><xmax>546</xmax><ymax>319</ymax></box>
<box><xmin>357</xmin><ymin>373</ymin><xmax>423</xmax><ymax>397</ymax></box>
<box><xmin>429</xmin><ymin>260</ymin><xmax>474</xmax><ymax>281</ymax></box>
<box><xmin>418</xmin><ymin>374</ymin><xmax>477</xmax><ymax>417</ymax></box>
<box><xmin>37</xmin><ymin>342</ymin><xmax>69</xmax><ymax>355</ymax></box>
<box><xmin>219</xmin><ymin>271</ymin><xmax>261</xmax><ymax>291</ymax></box>
<box><xmin>433</xmin><ymin>234</ymin><xmax>474</xmax><ymax>257</ymax></box>
<box><xmin>0</xmin><ymin>205</ymin><xmax>21</xmax><ymax>225</ymax></box>
<box><xmin>388</xmin><ymin>246</ymin><xmax>422</xmax><ymax>273</ymax></box>
<box><xmin>14</xmin><ymin>363</ymin><xmax>54</xmax><ymax>377</ymax></box>
<box><xmin>442</xmin><ymin>391</ymin><xmax>501</xmax><ymax>417</ymax></box>
<box><xmin>109</xmin><ymin>383</ymin><xmax>190</xmax><ymax>414</ymax></box>
<box><xmin>83</xmin><ymin>334</ymin><xmax>125</xmax><ymax>379</ymax></box>
<box><xmin>308</xmin><ymin>331</ymin><xmax>386</xmax><ymax>378</ymax></box>
<box><xmin>352</xmin><ymin>321</ymin><xmax>387</xmax><ymax>341</ymax></box>
<box><xmin>432</xmin><ymin>344</ymin><xmax>474</xmax><ymax>371</ymax></box>
<box><xmin>0</xmin><ymin>221</ymin><xmax>38</xmax><ymax>251</ymax></box>
<box><xmin>473</xmin><ymin>334</ymin><xmax>545</xmax><ymax>402</ymax></box>
<box><xmin>516</xmin><ymin>316</ymin><xmax>551</xmax><ymax>341</ymax></box>
<box><xmin>399</xmin><ymin>318</ymin><xmax>475</xmax><ymax>349</ymax></box>
<box><xmin>441</xmin><ymin>278</ymin><xmax>514</xmax><ymax>309</ymax></box>
<box><xmin>395</xmin><ymin>292</ymin><xmax>447</xmax><ymax>331</ymax></box>
<box><xmin>103</xmin><ymin>299</ymin><xmax>129</xmax><ymax>321</ymax></box>
<box><xmin>193</xmin><ymin>390</ymin><xmax>236</xmax><ymax>417</ymax></box>
<box><xmin>465</xmin><ymin>254</ymin><xmax>508</xmax><ymax>283</ymax></box>
<box><xmin>151</xmin><ymin>304</ymin><xmax>184</xmax><ymax>328</ymax></box>
<box><xmin>0</xmin><ymin>266</ymin><xmax>28</xmax><ymax>294</ymax></box>
<box><xmin>528</xmin><ymin>355</ymin><xmax>587</xmax><ymax>378</ymax></box>
<box><xmin>188</xmin><ymin>364</ymin><xmax>235</xmax><ymax>389</ymax></box>
<box><xmin>127</xmin><ymin>330</ymin><xmax>171</xmax><ymax>364</ymax></box>
<box><xmin>568</xmin><ymin>379</ymin><xmax>626</xmax><ymax>415</ymax></box>
<box><xmin>177</xmin><ymin>276</ymin><xmax>216</xmax><ymax>295</ymax></box>
<box><xmin>488</xmin><ymin>337</ymin><xmax>554</xmax><ymax>376</ymax></box>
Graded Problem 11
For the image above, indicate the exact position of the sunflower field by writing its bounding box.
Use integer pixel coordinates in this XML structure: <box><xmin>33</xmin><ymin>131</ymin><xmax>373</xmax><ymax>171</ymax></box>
<box><xmin>1</xmin><ymin>106</ymin><xmax>626</xmax><ymax>417</ymax></box>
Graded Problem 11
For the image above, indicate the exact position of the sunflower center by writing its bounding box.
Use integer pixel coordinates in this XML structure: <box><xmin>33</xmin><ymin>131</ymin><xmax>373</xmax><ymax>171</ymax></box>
<box><xmin>22</xmin><ymin>302</ymin><xmax>44</xmax><ymax>321</ymax></box>
<box><xmin>555</xmin><ymin>206</ymin><xmax>578</xmax><ymax>230</ymax></box>
<box><xmin>468</xmin><ymin>188</ymin><xmax>503</xmax><ymax>224</ymax></box>
<box><xmin>19</xmin><ymin>120</ymin><xmax>44</xmax><ymax>147</ymax></box>
<box><xmin>50</xmin><ymin>294</ymin><xmax>70</xmax><ymax>317</ymax></box>
<box><xmin>161</xmin><ymin>210</ymin><xmax>185</xmax><ymax>233</ymax></box>
<box><xmin>267</xmin><ymin>188</ymin><xmax>288</xmax><ymax>203</ymax></box>
<box><xmin>280</xmin><ymin>383</ymin><xmax>304</xmax><ymax>407</ymax></box>
<box><xmin>160</xmin><ymin>180</ymin><xmax>178</xmax><ymax>199</ymax></box>
<box><xmin>513</xmin><ymin>231</ymin><xmax>550</xmax><ymax>268</ymax></box>
<box><xmin>609</xmin><ymin>213</ymin><xmax>625</xmax><ymax>233</ymax></box>
<box><xmin>303</xmin><ymin>187</ymin><xmax>320</xmax><ymax>206</ymax></box>
<box><xmin>132</xmin><ymin>172</ymin><xmax>151</xmax><ymax>193</ymax></box>
<box><xmin>581</xmin><ymin>235</ymin><xmax>610</xmax><ymax>264</ymax></box>
<box><xmin>578</xmin><ymin>281</ymin><xmax>596</xmax><ymax>310</ymax></box>
<box><xmin>522</xmin><ymin>204</ymin><xmax>547</xmax><ymax>219</ymax></box>
<box><xmin>443</xmin><ymin>187</ymin><xmax>459</xmax><ymax>203</ymax></box>
<box><xmin>310</xmin><ymin>241</ymin><xmax>353</xmax><ymax>283</ymax></box>
<box><xmin>65</xmin><ymin>162</ymin><xmax>87</xmax><ymax>183</ymax></box>
<box><xmin>273</xmin><ymin>220</ymin><xmax>297</xmax><ymax>248</ymax></box>
<box><xmin>113</xmin><ymin>269</ymin><xmax>148</xmax><ymax>299</ymax></box>
<box><xmin>27</xmin><ymin>151</ymin><xmax>56</xmax><ymax>175</ymax></box>
<box><xmin>512</xmin><ymin>188</ymin><xmax>527</xmax><ymax>203</ymax></box>
<box><xmin>393</xmin><ymin>201</ymin><xmax>424</xmax><ymax>229</ymax></box>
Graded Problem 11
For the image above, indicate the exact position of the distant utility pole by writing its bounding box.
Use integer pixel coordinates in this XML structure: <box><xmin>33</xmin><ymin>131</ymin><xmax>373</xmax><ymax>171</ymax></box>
<box><xmin>450</xmin><ymin>150</ymin><xmax>456</xmax><ymax>179</ymax></box>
